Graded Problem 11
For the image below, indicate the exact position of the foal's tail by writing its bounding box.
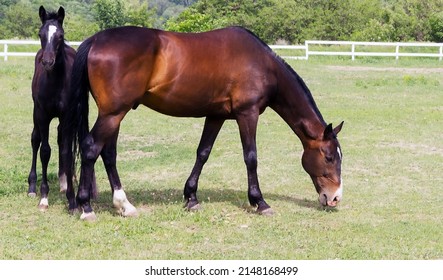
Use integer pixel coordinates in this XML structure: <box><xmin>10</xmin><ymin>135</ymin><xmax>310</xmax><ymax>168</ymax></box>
<box><xmin>66</xmin><ymin>37</ymin><xmax>97</xmax><ymax>199</ymax></box>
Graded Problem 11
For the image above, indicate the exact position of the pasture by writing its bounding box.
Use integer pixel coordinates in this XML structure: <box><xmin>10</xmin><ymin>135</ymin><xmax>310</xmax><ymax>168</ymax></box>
<box><xmin>0</xmin><ymin>56</ymin><xmax>442</xmax><ymax>259</ymax></box>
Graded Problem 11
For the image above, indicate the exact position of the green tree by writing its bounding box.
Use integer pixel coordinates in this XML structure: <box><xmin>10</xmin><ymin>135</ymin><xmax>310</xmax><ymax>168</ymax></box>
<box><xmin>429</xmin><ymin>11</ymin><xmax>443</xmax><ymax>42</ymax></box>
<box><xmin>1</xmin><ymin>1</ymin><xmax>39</xmax><ymax>38</ymax></box>
<box><xmin>93</xmin><ymin>0</ymin><xmax>126</xmax><ymax>30</ymax></box>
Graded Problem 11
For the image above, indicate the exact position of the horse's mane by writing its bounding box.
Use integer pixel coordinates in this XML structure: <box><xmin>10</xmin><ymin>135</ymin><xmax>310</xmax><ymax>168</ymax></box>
<box><xmin>239</xmin><ymin>27</ymin><xmax>324</xmax><ymax>121</ymax></box>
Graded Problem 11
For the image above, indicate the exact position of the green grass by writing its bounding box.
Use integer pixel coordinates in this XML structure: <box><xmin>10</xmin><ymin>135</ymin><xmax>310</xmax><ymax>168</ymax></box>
<box><xmin>0</xmin><ymin>57</ymin><xmax>442</xmax><ymax>260</ymax></box>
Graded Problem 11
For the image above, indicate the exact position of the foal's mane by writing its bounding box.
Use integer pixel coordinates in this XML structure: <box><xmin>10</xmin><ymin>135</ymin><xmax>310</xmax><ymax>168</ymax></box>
<box><xmin>239</xmin><ymin>27</ymin><xmax>324</xmax><ymax>121</ymax></box>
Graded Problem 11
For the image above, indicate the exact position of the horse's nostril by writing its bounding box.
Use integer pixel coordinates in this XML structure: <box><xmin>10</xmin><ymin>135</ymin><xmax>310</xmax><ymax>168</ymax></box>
<box><xmin>333</xmin><ymin>196</ymin><xmax>339</xmax><ymax>202</ymax></box>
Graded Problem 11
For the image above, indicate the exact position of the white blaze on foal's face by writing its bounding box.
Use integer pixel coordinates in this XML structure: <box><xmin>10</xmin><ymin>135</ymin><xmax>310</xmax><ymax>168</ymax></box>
<box><xmin>48</xmin><ymin>25</ymin><xmax>57</xmax><ymax>43</ymax></box>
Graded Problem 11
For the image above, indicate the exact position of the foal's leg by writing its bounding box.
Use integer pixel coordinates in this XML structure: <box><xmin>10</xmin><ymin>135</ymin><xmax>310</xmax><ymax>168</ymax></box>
<box><xmin>37</xmin><ymin>119</ymin><xmax>52</xmax><ymax>211</ymax></box>
<box><xmin>184</xmin><ymin>117</ymin><xmax>225</xmax><ymax>210</ymax></box>
<box><xmin>57</xmin><ymin>123</ymin><xmax>68</xmax><ymax>193</ymax></box>
<box><xmin>28</xmin><ymin>125</ymin><xmax>41</xmax><ymax>197</ymax></box>
<box><xmin>58</xmin><ymin>119</ymin><xmax>77</xmax><ymax>212</ymax></box>
<box><xmin>100</xmin><ymin>128</ymin><xmax>137</xmax><ymax>217</ymax></box>
<box><xmin>236</xmin><ymin>111</ymin><xmax>273</xmax><ymax>215</ymax></box>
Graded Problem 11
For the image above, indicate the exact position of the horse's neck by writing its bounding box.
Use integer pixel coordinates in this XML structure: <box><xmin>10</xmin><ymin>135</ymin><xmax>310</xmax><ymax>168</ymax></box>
<box><xmin>274</xmin><ymin>70</ymin><xmax>326</xmax><ymax>147</ymax></box>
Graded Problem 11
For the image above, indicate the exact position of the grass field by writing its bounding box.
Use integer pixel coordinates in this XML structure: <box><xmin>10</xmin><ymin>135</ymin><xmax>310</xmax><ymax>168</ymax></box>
<box><xmin>0</xmin><ymin>56</ymin><xmax>442</xmax><ymax>260</ymax></box>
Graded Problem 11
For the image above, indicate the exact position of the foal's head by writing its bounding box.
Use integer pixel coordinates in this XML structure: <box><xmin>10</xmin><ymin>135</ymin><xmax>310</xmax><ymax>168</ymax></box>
<box><xmin>38</xmin><ymin>6</ymin><xmax>66</xmax><ymax>71</ymax></box>
<box><xmin>301</xmin><ymin>122</ymin><xmax>344</xmax><ymax>208</ymax></box>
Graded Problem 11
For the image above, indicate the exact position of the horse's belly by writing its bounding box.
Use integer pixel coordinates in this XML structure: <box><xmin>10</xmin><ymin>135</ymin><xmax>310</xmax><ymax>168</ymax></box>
<box><xmin>140</xmin><ymin>90</ymin><xmax>232</xmax><ymax>118</ymax></box>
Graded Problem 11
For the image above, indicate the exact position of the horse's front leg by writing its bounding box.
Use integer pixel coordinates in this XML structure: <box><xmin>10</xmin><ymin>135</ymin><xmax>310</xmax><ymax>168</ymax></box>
<box><xmin>236</xmin><ymin>111</ymin><xmax>273</xmax><ymax>215</ymax></box>
<box><xmin>184</xmin><ymin>117</ymin><xmax>225</xmax><ymax>211</ymax></box>
<box><xmin>57</xmin><ymin>123</ymin><xmax>68</xmax><ymax>193</ymax></box>
<box><xmin>37</xmin><ymin>120</ymin><xmax>51</xmax><ymax>211</ymax></box>
<box><xmin>28</xmin><ymin>125</ymin><xmax>41</xmax><ymax>197</ymax></box>
<box><xmin>100</xmin><ymin>128</ymin><xmax>137</xmax><ymax>217</ymax></box>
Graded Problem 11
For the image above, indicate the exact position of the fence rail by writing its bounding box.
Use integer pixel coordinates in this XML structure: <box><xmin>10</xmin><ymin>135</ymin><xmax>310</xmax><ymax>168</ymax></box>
<box><xmin>2</xmin><ymin>39</ymin><xmax>443</xmax><ymax>61</ymax></box>
<box><xmin>0</xmin><ymin>40</ymin><xmax>81</xmax><ymax>61</ymax></box>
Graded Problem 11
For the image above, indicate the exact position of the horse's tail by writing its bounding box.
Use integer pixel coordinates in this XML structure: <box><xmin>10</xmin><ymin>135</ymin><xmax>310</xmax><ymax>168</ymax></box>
<box><xmin>66</xmin><ymin>36</ymin><xmax>97</xmax><ymax>199</ymax></box>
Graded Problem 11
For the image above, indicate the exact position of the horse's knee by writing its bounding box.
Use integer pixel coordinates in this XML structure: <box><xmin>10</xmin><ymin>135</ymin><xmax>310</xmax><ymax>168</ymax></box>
<box><xmin>81</xmin><ymin>135</ymin><xmax>99</xmax><ymax>162</ymax></box>
<box><xmin>244</xmin><ymin>151</ymin><xmax>257</xmax><ymax>170</ymax></box>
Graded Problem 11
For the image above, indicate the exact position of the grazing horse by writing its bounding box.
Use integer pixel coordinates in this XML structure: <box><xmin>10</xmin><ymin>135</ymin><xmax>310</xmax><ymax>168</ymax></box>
<box><xmin>28</xmin><ymin>6</ymin><xmax>77</xmax><ymax>211</ymax></box>
<box><xmin>68</xmin><ymin>26</ymin><xmax>344</xmax><ymax>221</ymax></box>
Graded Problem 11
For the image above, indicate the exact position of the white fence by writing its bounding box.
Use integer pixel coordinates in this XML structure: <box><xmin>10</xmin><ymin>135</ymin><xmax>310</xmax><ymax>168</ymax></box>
<box><xmin>2</xmin><ymin>39</ymin><xmax>443</xmax><ymax>61</ymax></box>
<box><xmin>0</xmin><ymin>40</ymin><xmax>81</xmax><ymax>61</ymax></box>
<box><xmin>271</xmin><ymin>41</ymin><xmax>443</xmax><ymax>61</ymax></box>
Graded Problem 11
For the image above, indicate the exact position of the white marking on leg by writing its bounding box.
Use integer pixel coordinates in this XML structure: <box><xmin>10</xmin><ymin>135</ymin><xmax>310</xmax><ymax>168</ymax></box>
<box><xmin>48</xmin><ymin>25</ymin><xmax>57</xmax><ymax>43</ymax></box>
<box><xmin>113</xmin><ymin>189</ymin><xmax>137</xmax><ymax>217</ymax></box>
<box><xmin>80</xmin><ymin>211</ymin><xmax>97</xmax><ymax>222</ymax></box>
<box><xmin>39</xmin><ymin>197</ymin><xmax>49</xmax><ymax>207</ymax></box>
<box><xmin>38</xmin><ymin>197</ymin><xmax>49</xmax><ymax>211</ymax></box>
<box><xmin>59</xmin><ymin>173</ymin><xmax>67</xmax><ymax>193</ymax></box>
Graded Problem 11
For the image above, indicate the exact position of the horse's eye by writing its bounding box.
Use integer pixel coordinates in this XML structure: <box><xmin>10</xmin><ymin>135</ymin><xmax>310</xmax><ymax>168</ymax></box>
<box><xmin>325</xmin><ymin>155</ymin><xmax>333</xmax><ymax>163</ymax></box>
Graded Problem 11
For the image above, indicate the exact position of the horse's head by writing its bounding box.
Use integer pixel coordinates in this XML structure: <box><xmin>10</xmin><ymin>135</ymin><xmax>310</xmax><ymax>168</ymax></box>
<box><xmin>302</xmin><ymin>121</ymin><xmax>344</xmax><ymax>208</ymax></box>
<box><xmin>38</xmin><ymin>6</ymin><xmax>65</xmax><ymax>71</ymax></box>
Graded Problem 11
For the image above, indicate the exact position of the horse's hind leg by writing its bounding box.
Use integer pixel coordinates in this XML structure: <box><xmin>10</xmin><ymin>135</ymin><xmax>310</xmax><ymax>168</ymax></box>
<box><xmin>236</xmin><ymin>111</ymin><xmax>273</xmax><ymax>215</ymax></box>
<box><xmin>101</xmin><ymin>128</ymin><xmax>137</xmax><ymax>217</ymax></box>
<box><xmin>28</xmin><ymin>125</ymin><xmax>41</xmax><ymax>197</ymax></box>
<box><xmin>77</xmin><ymin>113</ymin><xmax>133</xmax><ymax>221</ymax></box>
<box><xmin>184</xmin><ymin>117</ymin><xmax>225</xmax><ymax>211</ymax></box>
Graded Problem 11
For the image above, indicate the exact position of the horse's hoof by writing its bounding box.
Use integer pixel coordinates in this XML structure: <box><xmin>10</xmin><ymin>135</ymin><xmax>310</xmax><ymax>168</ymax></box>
<box><xmin>28</xmin><ymin>192</ymin><xmax>37</xmax><ymax>198</ymax></box>
<box><xmin>68</xmin><ymin>208</ymin><xmax>80</xmax><ymax>215</ymax></box>
<box><xmin>80</xmin><ymin>211</ymin><xmax>97</xmax><ymax>222</ymax></box>
<box><xmin>122</xmin><ymin>208</ymin><xmax>138</xmax><ymax>218</ymax></box>
<box><xmin>257</xmin><ymin>207</ymin><xmax>275</xmax><ymax>216</ymax></box>
<box><xmin>186</xmin><ymin>203</ymin><xmax>201</xmax><ymax>212</ymax></box>
<box><xmin>38</xmin><ymin>204</ymin><xmax>49</xmax><ymax>212</ymax></box>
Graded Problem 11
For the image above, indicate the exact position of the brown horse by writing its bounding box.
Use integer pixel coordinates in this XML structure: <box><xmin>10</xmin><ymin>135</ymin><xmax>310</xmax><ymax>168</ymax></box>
<box><xmin>28</xmin><ymin>6</ymin><xmax>77</xmax><ymax>211</ymax></box>
<box><xmin>67</xmin><ymin>26</ymin><xmax>344</xmax><ymax>221</ymax></box>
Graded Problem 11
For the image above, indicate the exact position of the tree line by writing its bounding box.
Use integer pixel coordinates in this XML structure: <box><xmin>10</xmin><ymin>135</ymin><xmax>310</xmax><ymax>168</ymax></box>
<box><xmin>1</xmin><ymin>0</ymin><xmax>442</xmax><ymax>43</ymax></box>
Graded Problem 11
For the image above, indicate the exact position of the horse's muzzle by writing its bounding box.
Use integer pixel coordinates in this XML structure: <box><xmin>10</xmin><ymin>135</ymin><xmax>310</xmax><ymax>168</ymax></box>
<box><xmin>42</xmin><ymin>58</ymin><xmax>55</xmax><ymax>70</ymax></box>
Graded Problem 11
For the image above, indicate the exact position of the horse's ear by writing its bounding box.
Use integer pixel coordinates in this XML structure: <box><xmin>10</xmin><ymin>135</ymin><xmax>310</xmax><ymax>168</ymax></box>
<box><xmin>323</xmin><ymin>122</ymin><xmax>344</xmax><ymax>140</ymax></box>
<box><xmin>334</xmin><ymin>121</ymin><xmax>344</xmax><ymax>135</ymax></box>
<box><xmin>323</xmin><ymin>123</ymin><xmax>334</xmax><ymax>140</ymax></box>
<box><xmin>57</xmin><ymin>6</ymin><xmax>65</xmax><ymax>25</ymax></box>
<box><xmin>39</xmin><ymin>6</ymin><xmax>46</xmax><ymax>23</ymax></box>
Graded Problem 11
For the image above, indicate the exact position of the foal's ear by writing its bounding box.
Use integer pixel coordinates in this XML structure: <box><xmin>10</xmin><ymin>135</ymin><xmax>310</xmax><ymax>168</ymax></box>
<box><xmin>57</xmin><ymin>6</ymin><xmax>65</xmax><ymax>25</ymax></box>
<box><xmin>39</xmin><ymin>6</ymin><xmax>46</xmax><ymax>23</ymax></box>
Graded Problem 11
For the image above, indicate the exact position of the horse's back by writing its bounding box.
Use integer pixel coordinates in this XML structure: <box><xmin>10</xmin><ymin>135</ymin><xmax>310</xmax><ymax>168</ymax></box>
<box><xmin>87</xmin><ymin>26</ymin><xmax>278</xmax><ymax>118</ymax></box>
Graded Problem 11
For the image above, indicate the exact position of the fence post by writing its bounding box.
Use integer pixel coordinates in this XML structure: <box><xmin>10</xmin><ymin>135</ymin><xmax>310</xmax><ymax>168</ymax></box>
<box><xmin>305</xmin><ymin>41</ymin><xmax>309</xmax><ymax>60</ymax></box>
<box><xmin>351</xmin><ymin>43</ymin><xmax>355</xmax><ymax>61</ymax></box>
<box><xmin>440</xmin><ymin>46</ymin><xmax>442</xmax><ymax>61</ymax></box>
<box><xmin>3</xmin><ymin>43</ymin><xmax>7</xmax><ymax>61</ymax></box>
<box><xmin>395</xmin><ymin>44</ymin><xmax>399</xmax><ymax>60</ymax></box>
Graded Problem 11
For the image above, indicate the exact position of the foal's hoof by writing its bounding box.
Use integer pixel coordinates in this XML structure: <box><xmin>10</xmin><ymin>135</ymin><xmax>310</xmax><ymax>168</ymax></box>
<box><xmin>28</xmin><ymin>192</ymin><xmax>37</xmax><ymax>198</ymax></box>
<box><xmin>38</xmin><ymin>198</ymin><xmax>49</xmax><ymax>212</ymax></box>
<box><xmin>38</xmin><ymin>204</ymin><xmax>49</xmax><ymax>212</ymax></box>
<box><xmin>184</xmin><ymin>201</ymin><xmax>201</xmax><ymax>212</ymax></box>
<box><xmin>188</xmin><ymin>203</ymin><xmax>201</xmax><ymax>211</ymax></box>
<box><xmin>80</xmin><ymin>211</ymin><xmax>97</xmax><ymax>222</ymax></box>
<box><xmin>257</xmin><ymin>207</ymin><xmax>275</xmax><ymax>216</ymax></box>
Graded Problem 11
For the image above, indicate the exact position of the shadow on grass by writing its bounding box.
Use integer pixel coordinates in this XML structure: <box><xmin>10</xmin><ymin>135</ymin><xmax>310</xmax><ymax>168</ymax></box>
<box><xmin>36</xmin><ymin>172</ymin><xmax>336</xmax><ymax>216</ymax></box>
